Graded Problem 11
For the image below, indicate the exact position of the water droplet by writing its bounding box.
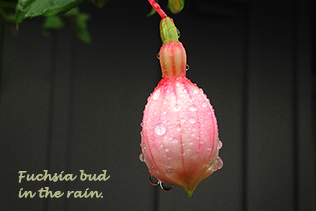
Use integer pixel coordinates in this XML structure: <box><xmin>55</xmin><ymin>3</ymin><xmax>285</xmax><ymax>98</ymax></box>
<box><xmin>155</xmin><ymin>123</ymin><xmax>166</xmax><ymax>136</ymax></box>
<box><xmin>163</xmin><ymin>99</ymin><xmax>168</xmax><ymax>104</ymax></box>
<box><xmin>176</xmin><ymin>124</ymin><xmax>182</xmax><ymax>131</ymax></box>
<box><xmin>163</xmin><ymin>110</ymin><xmax>167</xmax><ymax>114</ymax></box>
<box><xmin>140</xmin><ymin>122</ymin><xmax>143</xmax><ymax>127</ymax></box>
<box><xmin>165</xmin><ymin>148</ymin><xmax>169</xmax><ymax>152</ymax></box>
<box><xmin>156</xmin><ymin>52</ymin><xmax>160</xmax><ymax>59</ymax></box>
<box><xmin>186</xmin><ymin>64</ymin><xmax>190</xmax><ymax>71</ymax></box>
<box><xmin>189</xmin><ymin>117</ymin><xmax>196</xmax><ymax>123</ymax></box>
<box><xmin>172</xmin><ymin>138</ymin><xmax>178</xmax><ymax>144</ymax></box>
<box><xmin>160</xmin><ymin>182</ymin><xmax>174</xmax><ymax>191</ymax></box>
<box><xmin>207</xmin><ymin>162</ymin><xmax>215</xmax><ymax>172</ymax></box>
<box><xmin>189</xmin><ymin>105</ymin><xmax>197</xmax><ymax>112</ymax></box>
<box><xmin>176</xmin><ymin>28</ymin><xmax>181</xmax><ymax>38</ymax></box>
<box><xmin>217</xmin><ymin>140</ymin><xmax>223</xmax><ymax>149</ymax></box>
<box><xmin>215</xmin><ymin>157</ymin><xmax>224</xmax><ymax>170</ymax></box>
<box><xmin>193</xmin><ymin>89</ymin><xmax>199</xmax><ymax>94</ymax></box>
<box><xmin>148</xmin><ymin>174</ymin><xmax>160</xmax><ymax>186</ymax></box>
<box><xmin>152</xmin><ymin>90</ymin><xmax>160</xmax><ymax>100</ymax></box>
<box><xmin>166</xmin><ymin>86</ymin><xmax>173</xmax><ymax>93</ymax></box>
<box><xmin>142</xmin><ymin>142</ymin><xmax>147</xmax><ymax>150</ymax></box>
<box><xmin>174</xmin><ymin>104</ymin><xmax>181</xmax><ymax>111</ymax></box>
<box><xmin>139</xmin><ymin>153</ymin><xmax>145</xmax><ymax>162</ymax></box>
<box><xmin>166</xmin><ymin>168</ymin><xmax>175</xmax><ymax>175</ymax></box>
<box><xmin>202</xmin><ymin>102</ymin><xmax>208</xmax><ymax>108</ymax></box>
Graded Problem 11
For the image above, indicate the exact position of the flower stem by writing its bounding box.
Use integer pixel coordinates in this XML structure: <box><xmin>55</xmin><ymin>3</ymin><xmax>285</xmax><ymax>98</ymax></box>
<box><xmin>147</xmin><ymin>0</ymin><xmax>167</xmax><ymax>19</ymax></box>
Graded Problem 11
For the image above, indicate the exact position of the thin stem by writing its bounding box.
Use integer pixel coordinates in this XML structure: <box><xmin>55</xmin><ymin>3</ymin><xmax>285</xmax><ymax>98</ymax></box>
<box><xmin>148</xmin><ymin>0</ymin><xmax>167</xmax><ymax>19</ymax></box>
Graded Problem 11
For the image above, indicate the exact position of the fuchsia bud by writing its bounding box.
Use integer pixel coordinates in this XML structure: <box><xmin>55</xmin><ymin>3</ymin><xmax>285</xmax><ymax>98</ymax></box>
<box><xmin>141</xmin><ymin>1</ymin><xmax>223</xmax><ymax>197</ymax></box>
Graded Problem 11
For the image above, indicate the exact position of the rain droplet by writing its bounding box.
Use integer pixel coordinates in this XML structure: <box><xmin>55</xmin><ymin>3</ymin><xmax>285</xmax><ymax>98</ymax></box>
<box><xmin>215</xmin><ymin>157</ymin><xmax>224</xmax><ymax>170</ymax></box>
<box><xmin>155</xmin><ymin>123</ymin><xmax>166</xmax><ymax>136</ymax></box>
<box><xmin>166</xmin><ymin>86</ymin><xmax>173</xmax><ymax>93</ymax></box>
<box><xmin>166</xmin><ymin>168</ymin><xmax>175</xmax><ymax>175</ymax></box>
<box><xmin>217</xmin><ymin>140</ymin><xmax>223</xmax><ymax>149</ymax></box>
<box><xmin>193</xmin><ymin>89</ymin><xmax>199</xmax><ymax>94</ymax></box>
<box><xmin>174</xmin><ymin>104</ymin><xmax>181</xmax><ymax>111</ymax></box>
<box><xmin>163</xmin><ymin>110</ymin><xmax>167</xmax><ymax>114</ymax></box>
<box><xmin>172</xmin><ymin>138</ymin><xmax>178</xmax><ymax>143</ymax></box>
<box><xmin>139</xmin><ymin>153</ymin><xmax>145</xmax><ymax>162</ymax></box>
<box><xmin>160</xmin><ymin>182</ymin><xmax>174</xmax><ymax>191</ymax></box>
<box><xmin>163</xmin><ymin>99</ymin><xmax>168</xmax><ymax>104</ymax></box>
<box><xmin>202</xmin><ymin>102</ymin><xmax>208</xmax><ymax>108</ymax></box>
<box><xmin>189</xmin><ymin>117</ymin><xmax>196</xmax><ymax>123</ymax></box>
<box><xmin>140</xmin><ymin>122</ymin><xmax>143</xmax><ymax>127</ymax></box>
<box><xmin>142</xmin><ymin>142</ymin><xmax>147</xmax><ymax>150</ymax></box>
<box><xmin>148</xmin><ymin>174</ymin><xmax>160</xmax><ymax>186</ymax></box>
<box><xmin>152</xmin><ymin>90</ymin><xmax>160</xmax><ymax>100</ymax></box>
<box><xmin>189</xmin><ymin>105</ymin><xmax>197</xmax><ymax>112</ymax></box>
<box><xmin>176</xmin><ymin>28</ymin><xmax>181</xmax><ymax>38</ymax></box>
<box><xmin>176</xmin><ymin>124</ymin><xmax>182</xmax><ymax>131</ymax></box>
<box><xmin>186</xmin><ymin>64</ymin><xmax>190</xmax><ymax>71</ymax></box>
<box><xmin>156</xmin><ymin>52</ymin><xmax>160</xmax><ymax>59</ymax></box>
<box><xmin>165</xmin><ymin>148</ymin><xmax>169</xmax><ymax>152</ymax></box>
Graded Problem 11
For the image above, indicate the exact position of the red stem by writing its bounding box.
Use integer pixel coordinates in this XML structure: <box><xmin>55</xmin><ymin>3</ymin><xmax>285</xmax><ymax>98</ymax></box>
<box><xmin>148</xmin><ymin>0</ymin><xmax>167</xmax><ymax>18</ymax></box>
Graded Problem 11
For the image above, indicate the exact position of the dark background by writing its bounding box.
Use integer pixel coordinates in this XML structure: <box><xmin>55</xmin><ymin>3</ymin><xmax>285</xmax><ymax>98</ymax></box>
<box><xmin>0</xmin><ymin>0</ymin><xmax>315</xmax><ymax>210</ymax></box>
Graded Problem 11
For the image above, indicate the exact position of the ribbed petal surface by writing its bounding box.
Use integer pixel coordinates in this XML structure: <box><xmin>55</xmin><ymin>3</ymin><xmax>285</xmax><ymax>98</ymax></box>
<box><xmin>141</xmin><ymin>76</ymin><xmax>223</xmax><ymax>196</ymax></box>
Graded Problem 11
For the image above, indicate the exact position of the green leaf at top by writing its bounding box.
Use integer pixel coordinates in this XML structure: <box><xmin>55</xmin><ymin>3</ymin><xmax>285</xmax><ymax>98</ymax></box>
<box><xmin>168</xmin><ymin>0</ymin><xmax>184</xmax><ymax>14</ymax></box>
<box><xmin>15</xmin><ymin>0</ymin><xmax>84</xmax><ymax>29</ymax></box>
<box><xmin>87</xmin><ymin>0</ymin><xmax>110</xmax><ymax>8</ymax></box>
<box><xmin>146</xmin><ymin>0</ymin><xmax>158</xmax><ymax>17</ymax></box>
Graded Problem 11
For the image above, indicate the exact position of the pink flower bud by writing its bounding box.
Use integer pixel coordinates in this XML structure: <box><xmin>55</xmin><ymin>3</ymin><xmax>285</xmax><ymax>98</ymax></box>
<box><xmin>140</xmin><ymin>41</ymin><xmax>223</xmax><ymax>197</ymax></box>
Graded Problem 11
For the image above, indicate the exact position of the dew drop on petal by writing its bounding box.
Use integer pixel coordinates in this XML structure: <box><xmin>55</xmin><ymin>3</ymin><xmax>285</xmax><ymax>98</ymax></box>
<box><xmin>152</xmin><ymin>90</ymin><xmax>160</xmax><ymax>100</ymax></box>
<box><xmin>215</xmin><ymin>157</ymin><xmax>224</xmax><ymax>170</ymax></box>
<box><xmin>166</xmin><ymin>86</ymin><xmax>173</xmax><ymax>93</ymax></box>
<box><xmin>176</xmin><ymin>124</ymin><xmax>182</xmax><ymax>131</ymax></box>
<box><xmin>155</xmin><ymin>123</ymin><xmax>166</xmax><ymax>136</ymax></box>
<box><xmin>156</xmin><ymin>52</ymin><xmax>160</xmax><ymax>59</ymax></box>
<box><xmin>189</xmin><ymin>104</ymin><xmax>197</xmax><ymax>112</ymax></box>
<box><xmin>165</xmin><ymin>148</ymin><xmax>169</xmax><ymax>152</ymax></box>
<box><xmin>217</xmin><ymin>140</ymin><xmax>223</xmax><ymax>149</ymax></box>
<box><xmin>163</xmin><ymin>99</ymin><xmax>168</xmax><ymax>104</ymax></box>
<box><xmin>186</xmin><ymin>64</ymin><xmax>190</xmax><ymax>71</ymax></box>
<box><xmin>174</xmin><ymin>104</ymin><xmax>181</xmax><ymax>111</ymax></box>
<box><xmin>148</xmin><ymin>174</ymin><xmax>160</xmax><ymax>186</ymax></box>
<box><xmin>166</xmin><ymin>168</ymin><xmax>175</xmax><ymax>175</ymax></box>
<box><xmin>189</xmin><ymin>117</ymin><xmax>196</xmax><ymax>123</ymax></box>
<box><xmin>139</xmin><ymin>153</ymin><xmax>145</xmax><ymax>162</ymax></box>
<box><xmin>202</xmin><ymin>102</ymin><xmax>208</xmax><ymax>108</ymax></box>
<box><xmin>160</xmin><ymin>182</ymin><xmax>174</xmax><ymax>191</ymax></box>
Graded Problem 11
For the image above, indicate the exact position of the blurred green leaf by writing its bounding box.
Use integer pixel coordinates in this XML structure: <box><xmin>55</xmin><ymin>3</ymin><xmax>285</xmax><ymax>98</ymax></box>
<box><xmin>168</xmin><ymin>0</ymin><xmax>184</xmax><ymax>14</ymax></box>
<box><xmin>146</xmin><ymin>0</ymin><xmax>158</xmax><ymax>17</ymax></box>
<box><xmin>41</xmin><ymin>7</ymin><xmax>91</xmax><ymax>44</ymax></box>
<box><xmin>15</xmin><ymin>0</ymin><xmax>84</xmax><ymax>29</ymax></box>
<box><xmin>87</xmin><ymin>0</ymin><xmax>110</xmax><ymax>8</ymax></box>
<box><xmin>42</xmin><ymin>16</ymin><xmax>64</xmax><ymax>36</ymax></box>
<box><xmin>73</xmin><ymin>12</ymin><xmax>91</xmax><ymax>44</ymax></box>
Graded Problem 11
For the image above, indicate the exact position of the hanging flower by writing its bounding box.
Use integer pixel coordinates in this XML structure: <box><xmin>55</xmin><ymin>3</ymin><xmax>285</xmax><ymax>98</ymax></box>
<box><xmin>139</xmin><ymin>0</ymin><xmax>223</xmax><ymax>197</ymax></box>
